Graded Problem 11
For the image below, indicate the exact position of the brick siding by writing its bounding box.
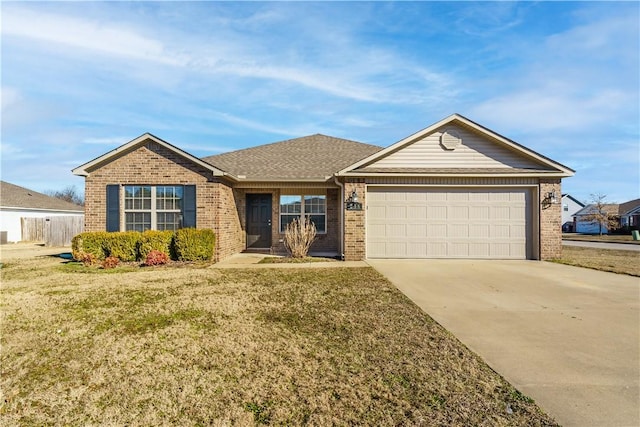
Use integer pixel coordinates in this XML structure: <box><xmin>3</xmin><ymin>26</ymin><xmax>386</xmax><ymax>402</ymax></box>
<box><xmin>539</xmin><ymin>179</ymin><xmax>562</xmax><ymax>260</ymax></box>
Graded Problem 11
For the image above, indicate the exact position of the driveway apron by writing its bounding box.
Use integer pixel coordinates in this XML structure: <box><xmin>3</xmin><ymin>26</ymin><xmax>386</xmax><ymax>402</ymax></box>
<box><xmin>368</xmin><ymin>259</ymin><xmax>639</xmax><ymax>427</ymax></box>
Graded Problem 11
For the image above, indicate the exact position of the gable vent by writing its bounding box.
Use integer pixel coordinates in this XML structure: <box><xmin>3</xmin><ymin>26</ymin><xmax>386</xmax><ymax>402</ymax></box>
<box><xmin>440</xmin><ymin>129</ymin><xmax>462</xmax><ymax>150</ymax></box>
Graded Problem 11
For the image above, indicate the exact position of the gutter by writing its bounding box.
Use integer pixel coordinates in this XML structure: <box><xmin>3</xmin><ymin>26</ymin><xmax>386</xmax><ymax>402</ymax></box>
<box><xmin>333</xmin><ymin>176</ymin><xmax>345</xmax><ymax>260</ymax></box>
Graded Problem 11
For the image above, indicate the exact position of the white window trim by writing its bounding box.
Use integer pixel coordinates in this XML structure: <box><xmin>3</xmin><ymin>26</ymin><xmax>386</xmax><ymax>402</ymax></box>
<box><xmin>124</xmin><ymin>185</ymin><xmax>182</xmax><ymax>231</ymax></box>
<box><xmin>279</xmin><ymin>194</ymin><xmax>327</xmax><ymax>234</ymax></box>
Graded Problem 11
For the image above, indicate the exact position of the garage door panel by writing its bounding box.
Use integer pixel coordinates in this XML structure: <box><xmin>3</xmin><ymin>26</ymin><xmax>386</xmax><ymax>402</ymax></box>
<box><xmin>407</xmin><ymin>224</ymin><xmax>427</xmax><ymax>237</ymax></box>
<box><xmin>427</xmin><ymin>223</ymin><xmax>447</xmax><ymax>237</ymax></box>
<box><xmin>450</xmin><ymin>206</ymin><xmax>469</xmax><ymax>220</ymax></box>
<box><xmin>407</xmin><ymin>206</ymin><xmax>427</xmax><ymax>219</ymax></box>
<box><xmin>367</xmin><ymin>187</ymin><xmax>531</xmax><ymax>259</ymax></box>
<box><xmin>449</xmin><ymin>224</ymin><xmax>469</xmax><ymax>238</ymax></box>
<box><xmin>427</xmin><ymin>206</ymin><xmax>447</xmax><ymax>219</ymax></box>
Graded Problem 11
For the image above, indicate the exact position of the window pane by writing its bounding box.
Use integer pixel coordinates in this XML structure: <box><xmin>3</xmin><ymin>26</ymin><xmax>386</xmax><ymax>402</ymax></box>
<box><xmin>125</xmin><ymin>212</ymin><xmax>151</xmax><ymax>232</ymax></box>
<box><xmin>307</xmin><ymin>214</ymin><xmax>326</xmax><ymax>233</ymax></box>
<box><xmin>157</xmin><ymin>186</ymin><xmax>183</xmax><ymax>211</ymax></box>
<box><xmin>124</xmin><ymin>185</ymin><xmax>151</xmax><ymax>211</ymax></box>
<box><xmin>280</xmin><ymin>214</ymin><xmax>300</xmax><ymax>233</ymax></box>
<box><xmin>280</xmin><ymin>195</ymin><xmax>301</xmax><ymax>214</ymax></box>
<box><xmin>304</xmin><ymin>195</ymin><xmax>326</xmax><ymax>214</ymax></box>
<box><xmin>157</xmin><ymin>212</ymin><xmax>181</xmax><ymax>231</ymax></box>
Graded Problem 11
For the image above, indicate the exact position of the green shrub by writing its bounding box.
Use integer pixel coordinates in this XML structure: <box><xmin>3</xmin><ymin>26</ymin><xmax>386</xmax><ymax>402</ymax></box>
<box><xmin>104</xmin><ymin>231</ymin><xmax>140</xmax><ymax>262</ymax></box>
<box><xmin>138</xmin><ymin>230</ymin><xmax>174</xmax><ymax>260</ymax></box>
<box><xmin>72</xmin><ymin>232</ymin><xmax>110</xmax><ymax>261</ymax></box>
<box><xmin>174</xmin><ymin>228</ymin><xmax>215</xmax><ymax>261</ymax></box>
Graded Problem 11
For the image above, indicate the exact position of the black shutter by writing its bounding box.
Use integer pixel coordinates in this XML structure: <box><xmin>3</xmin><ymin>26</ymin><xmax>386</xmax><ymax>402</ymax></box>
<box><xmin>106</xmin><ymin>185</ymin><xmax>120</xmax><ymax>232</ymax></box>
<box><xmin>182</xmin><ymin>185</ymin><xmax>196</xmax><ymax>228</ymax></box>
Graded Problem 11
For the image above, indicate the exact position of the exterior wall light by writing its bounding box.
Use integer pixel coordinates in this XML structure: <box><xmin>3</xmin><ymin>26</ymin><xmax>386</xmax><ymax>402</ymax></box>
<box><xmin>346</xmin><ymin>190</ymin><xmax>362</xmax><ymax>211</ymax></box>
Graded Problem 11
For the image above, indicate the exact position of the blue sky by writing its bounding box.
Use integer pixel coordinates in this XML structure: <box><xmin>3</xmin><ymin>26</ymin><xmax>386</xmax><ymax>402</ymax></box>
<box><xmin>2</xmin><ymin>1</ymin><xmax>638</xmax><ymax>204</ymax></box>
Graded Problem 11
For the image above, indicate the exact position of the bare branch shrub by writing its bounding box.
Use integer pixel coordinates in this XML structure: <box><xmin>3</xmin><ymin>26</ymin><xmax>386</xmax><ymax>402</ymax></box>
<box><xmin>284</xmin><ymin>217</ymin><xmax>317</xmax><ymax>258</ymax></box>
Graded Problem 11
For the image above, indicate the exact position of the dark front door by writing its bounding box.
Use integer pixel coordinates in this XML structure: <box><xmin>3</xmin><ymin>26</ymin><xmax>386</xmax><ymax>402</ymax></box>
<box><xmin>246</xmin><ymin>194</ymin><xmax>272</xmax><ymax>249</ymax></box>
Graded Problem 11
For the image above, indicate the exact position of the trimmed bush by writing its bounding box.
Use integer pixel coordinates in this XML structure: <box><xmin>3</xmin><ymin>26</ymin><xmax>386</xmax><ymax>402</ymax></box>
<box><xmin>104</xmin><ymin>231</ymin><xmax>140</xmax><ymax>262</ymax></box>
<box><xmin>72</xmin><ymin>232</ymin><xmax>110</xmax><ymax>261</ymax></box>
<box><xmin>101</xmin><ymin>256</ymin><xmax>120</xmax><ymax>269</ymax></box>
<box><xmin>145</xmin><ymin>250</ymin><xmax>169</xmax><ymax>266</ymax></box>
<box><xmin>174</xmin><ymin>228</ymin><xmax>215</xmax><ymax>261</ymax></box>
<box><xmin>138</xmin><ymin>230</ymin><xmax>174</xmax><ymax>260</ymax></box>
<box><xmin>77</xmin><ymin>252</ymin><xmax>98</xmax><ymax>266</ymax></box>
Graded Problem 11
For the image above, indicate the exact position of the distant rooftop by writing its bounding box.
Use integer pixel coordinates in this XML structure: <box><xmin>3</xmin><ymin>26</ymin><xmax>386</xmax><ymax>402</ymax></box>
<box><xmin>0</xmin><ymin>181</ymin><xmax>84</xmax><ymax>211</ymax></box>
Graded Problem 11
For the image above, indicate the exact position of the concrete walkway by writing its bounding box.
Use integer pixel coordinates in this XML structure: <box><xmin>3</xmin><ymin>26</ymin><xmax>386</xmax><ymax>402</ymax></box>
<box><xmin>563</xmin><ymin>240</ymin><xmax>640</xmax><ymax>251</ymax></box>
<box><xmin>368</xmin><ymin>259</ymin><xmax>640</xmax><ymax>427</ymax></box>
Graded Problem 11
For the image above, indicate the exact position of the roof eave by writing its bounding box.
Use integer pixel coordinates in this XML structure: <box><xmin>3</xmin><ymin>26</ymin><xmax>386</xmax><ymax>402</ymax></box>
<box><xmin>336</xmin><ymin>171</ymin><xmax>573</xmax><ymax>178</ymax></box>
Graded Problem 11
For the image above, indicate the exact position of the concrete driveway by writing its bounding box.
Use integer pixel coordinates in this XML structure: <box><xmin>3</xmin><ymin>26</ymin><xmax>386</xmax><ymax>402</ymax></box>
<box><xmin>368</xmin><ymin>260</ymin><xmax>639</xmax><ymax>427</ymax></box>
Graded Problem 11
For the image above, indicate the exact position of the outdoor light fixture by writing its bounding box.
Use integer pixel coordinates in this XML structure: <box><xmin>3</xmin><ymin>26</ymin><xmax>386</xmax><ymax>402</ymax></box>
<box><xmin>346</xmin><ymin>190</ymin><xmax>362</xmax><ymax>211</ymax></box>
<box><xmin>541</xmin><ymin>190</ymin><xmax>559</xmax><ymax>209</ymax></box>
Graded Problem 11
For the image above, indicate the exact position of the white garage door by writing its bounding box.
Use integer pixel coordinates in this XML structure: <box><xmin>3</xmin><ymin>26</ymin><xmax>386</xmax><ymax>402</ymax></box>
<box><xmin>367</xmin><ymin>187</ymin><xmax>532</xmax><ymax>259</ymax></box>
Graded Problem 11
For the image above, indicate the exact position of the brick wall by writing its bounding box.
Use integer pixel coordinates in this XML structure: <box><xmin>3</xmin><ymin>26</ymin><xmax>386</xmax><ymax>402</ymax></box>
<box><xmin>539</xmin><ymin>179</ymin><xmax>562</xmax><ymax>260</ymax></box>
<box><xmin>215</xmin><ymin>182</ymin><xmax>244</xmax><ymax>261</ymax></box>
<box><xmin>343</xmin><ymin>180</ymin><xmax>366</xmax><ymax>261</ymax></box>
<box><xmin>83</xmin><ymin>141</ymin><xmax>243</xmax><ymax>262</ymax></box>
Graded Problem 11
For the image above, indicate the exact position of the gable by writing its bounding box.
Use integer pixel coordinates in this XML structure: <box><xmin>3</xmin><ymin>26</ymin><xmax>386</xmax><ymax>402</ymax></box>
<box><xmin>339</xmin><ymin>114</ymin><xmax>574</xmax><ymax>177</ymax></box>
<box><xmin>86</xmin><ymin>141</ymin><xmax>217</xmax><ymax>183</ymax></box>
<box><xmin>73</xmin><ymin>133</ymin><xmax>228</xmax><ymax>179</ymax></box>
<box><xmin>362</xmin><ymin>124</ymin><xmax>547</xmax><ymax>170</ymax></box>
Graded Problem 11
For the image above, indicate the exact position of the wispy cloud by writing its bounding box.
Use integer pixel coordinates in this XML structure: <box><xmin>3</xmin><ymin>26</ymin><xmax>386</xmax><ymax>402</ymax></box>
<box><xmin>1</xmin><ymin>2</ymin><xmax>637</xmax><ymax>202</ymax></box>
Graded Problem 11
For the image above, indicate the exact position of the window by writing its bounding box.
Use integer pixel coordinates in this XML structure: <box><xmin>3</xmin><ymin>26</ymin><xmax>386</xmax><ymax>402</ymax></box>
<box><xmin>279</xmin><ymin>194</ymin><xmax>326</xmax><ymax>233</ymax></box>
<box><xmin>124</xmin><ymin>185</ymin><xmax>184</xmax><ymax>231</ymax></box>
<box><xmin>563</xmin><ymin>204</ymin><xmax>569</xmax><ymax>212</ymax></box>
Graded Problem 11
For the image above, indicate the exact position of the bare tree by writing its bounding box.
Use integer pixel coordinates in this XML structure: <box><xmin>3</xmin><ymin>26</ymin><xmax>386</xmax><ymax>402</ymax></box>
<box><xmin>582</xmin><ymin>193</ymin><xmax>619</xmax><ymax>235</ymax></box>
<box><xmin>46</xmin><ymin>185</ymin><xmax>84</xmax><ymax>206</ymax></box>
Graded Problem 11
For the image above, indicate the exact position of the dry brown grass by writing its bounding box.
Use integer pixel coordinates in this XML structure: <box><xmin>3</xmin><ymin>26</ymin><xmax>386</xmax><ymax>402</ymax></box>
<box><xmin>554</xmin><ymin>245</ymin><xmax>640</xmax><ymax>276</ymax></box>
<box><xmin>1</xmin><ymin>256</ymin><xmax>557</xmax><ymax>426</ymax></box>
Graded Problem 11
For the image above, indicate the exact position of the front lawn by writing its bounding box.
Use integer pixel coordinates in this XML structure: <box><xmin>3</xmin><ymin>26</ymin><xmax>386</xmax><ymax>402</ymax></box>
<box><xmin>1</xmin><ymin>256</ymin><xmax>557</xmax><ymax>426</ymax></box>
<box><xmin>552</xmin><ymin>245</ymin><xmax>640</xmax><ymax>276</ymax></box>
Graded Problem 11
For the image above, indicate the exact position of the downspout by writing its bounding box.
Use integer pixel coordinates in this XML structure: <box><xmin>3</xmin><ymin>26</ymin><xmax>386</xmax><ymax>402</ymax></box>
<box><xmin>333</xmin><ymin>175</ymin><xmax>345</xmax><ymax>260</ymax></box>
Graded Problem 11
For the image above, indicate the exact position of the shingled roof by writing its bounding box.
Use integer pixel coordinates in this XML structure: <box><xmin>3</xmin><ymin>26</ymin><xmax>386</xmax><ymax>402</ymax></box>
<box><xmin>0</xmin><ymin>181</ymin><xmax>84</xmax><ymax>212</ymax></box>
<box><xmin>202</xmin><ymin>134</ymin><xmax>382</xmax><ymax>181</ymax></box>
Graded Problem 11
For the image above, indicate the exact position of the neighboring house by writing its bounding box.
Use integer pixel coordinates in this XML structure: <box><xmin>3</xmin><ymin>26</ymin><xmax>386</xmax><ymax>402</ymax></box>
<box><xmin>573</xmin><ymin>198</ymin><xmax>640</xmax><ymax>234</ymax></box>
<box><xmin>561</xmin><ymin>194</ymin><xmax>585</xmax><ymax>232</ymax></box>
<box><xmin>0</xmin><ymin>181</ymin><xmax>84</xmax><ymax>243</ymax></box>
<box><xmin>573</xmin><ymin>203</ymin><xmax>620</xmax><ymax>234</ymax></box>
<box><xmin>72</xmin><ymin>113</ymin><xmax>574</xmax><ymax>261</ymax></box>
<box><xmin>618</xmin><ymin>198</ymin><xmax>640</xmax><ymax>230</ymax></box>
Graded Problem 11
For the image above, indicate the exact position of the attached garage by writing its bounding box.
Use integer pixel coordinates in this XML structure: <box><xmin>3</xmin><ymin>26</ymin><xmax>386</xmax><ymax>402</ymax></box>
<box><xmin>367</xmin><ymin>187</ymin><xmax>534</xmax><ymax>259</ymax></box>
<box><xmin>337</xmin><ymin>114</ymin><xmax>574</xmax><ymax>261</ymax></box>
